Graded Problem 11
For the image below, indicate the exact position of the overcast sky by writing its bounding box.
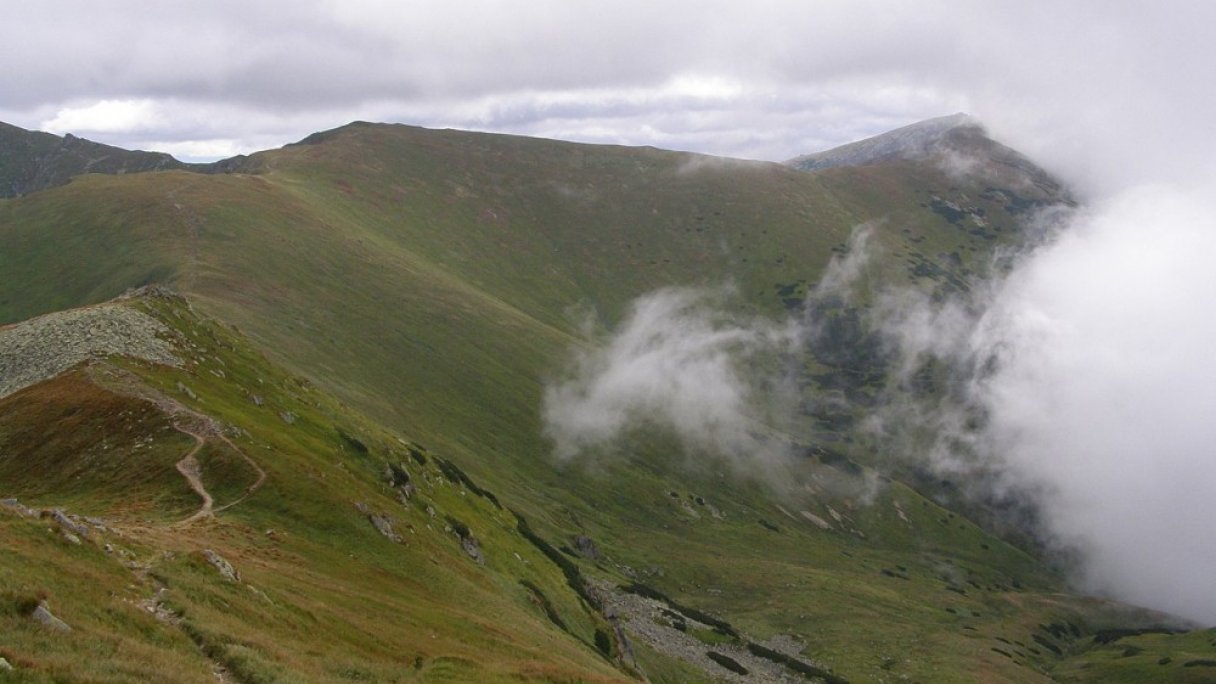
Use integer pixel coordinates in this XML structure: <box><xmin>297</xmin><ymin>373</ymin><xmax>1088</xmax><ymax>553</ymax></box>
<box><xmin>2</xmin><ymin>0</ymin><xmax>1211</xmax><ymax>177</ymax></box>
<box><xmin>10</xmin><ymin>1</ymin><xmax>1216</xmax><ymax>623</ymax></box>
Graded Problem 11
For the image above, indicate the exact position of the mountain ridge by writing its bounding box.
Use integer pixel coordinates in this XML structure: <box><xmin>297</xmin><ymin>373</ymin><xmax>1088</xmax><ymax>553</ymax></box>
<box><xmin>1</xmin><ymin>117</ymin><xmax>1205</xmax><ymax>682</ymax></box>
<box><xmin>0</xmin><ymin>121</ymin><xmax>261</xmax><ymax>198</ymax></box>
<box><xmin>785</xmin><ymin>113</ymin><xmax>979</xmax><ymax>169</ymax></box>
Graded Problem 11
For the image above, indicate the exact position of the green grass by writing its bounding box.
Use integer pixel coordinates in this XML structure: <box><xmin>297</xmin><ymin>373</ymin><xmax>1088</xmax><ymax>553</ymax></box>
<box><xmin>0</xmin><ymin>122</ymin><xmax>1176</xmax><ymax>682</ymax></box>
<box><xmin>1</xmin><ymin>295</ymin><xmax>631</xmax><ymax>681</ymax></box>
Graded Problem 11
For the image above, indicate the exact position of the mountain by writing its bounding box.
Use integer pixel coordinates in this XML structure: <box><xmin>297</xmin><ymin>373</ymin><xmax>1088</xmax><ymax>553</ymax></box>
<box><xmin>1</xmin><ymin>119</ymin><xmax>1208</xmax><ymax>682</ymax></box>
<box><xmin>0</xmin><ymin>122</ymin><xmax>187</xmax><ymax>197</ymax></box>
<box><xmin>0</xmin><ymin>122</ymin><xmax>256</xmax><ymax>198</ymax></box>
<box><xmin>786</xmin><ymin>113</ymin><xmax>977</xmax><ymax>170</ymax></box>
<box><xmin>785</xmin><ymin>114</ymin><xmax>1064</xmax><ymax>200</ymax></box>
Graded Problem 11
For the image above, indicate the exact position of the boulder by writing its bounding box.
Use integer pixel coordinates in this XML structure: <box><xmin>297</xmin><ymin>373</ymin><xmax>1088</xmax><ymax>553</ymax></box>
<box><xmin>369</xmin><ymin>514</ymin><xmax>403</xmax><ymax>543</ymax></box>
<box><xmin>1</xmin><ymin>498</ymin><xmax>38</xmax><ymax>517</ymax></box>
<box><xmin>32</xmin><ymin>601</ymin><xmax>71</xmax><ymax>632</ymax></box>
<box><xmin>49</xmin><ymin>509</ymin><xmax>89</xmax><ymax>538</ymax></box>
<box><xmin>573</xmin><ymin>534</ymin><xmax>601</xmax><ymax>560</ymax></box>
<box><xmin>203</xmin><ymin>549</ymin><xmax>240</xmax><ymax>582</ymax></box>
<box><xmin>461</xmin><ymin>536</ymin><xmax>485</xmax><ymax>565</ymax></box>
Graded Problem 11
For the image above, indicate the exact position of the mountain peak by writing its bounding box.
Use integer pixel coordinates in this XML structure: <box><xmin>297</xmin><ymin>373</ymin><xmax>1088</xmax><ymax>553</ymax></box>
<box><xmin>785</xmin><ymin>113</ymin><xmax>982</xmax><ymax>171</ymax></box>
<box><xmin>0</xmin><ymin>121</ymin><xmax>187</xmax><ymax>197</ymax></box>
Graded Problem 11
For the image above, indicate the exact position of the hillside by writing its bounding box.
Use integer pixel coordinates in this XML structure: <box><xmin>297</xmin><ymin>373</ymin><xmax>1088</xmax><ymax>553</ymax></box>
<box><xmin>1</xmin><ymin>120</ymin><xmax>1208</xmax><ymax>682</ymax></box>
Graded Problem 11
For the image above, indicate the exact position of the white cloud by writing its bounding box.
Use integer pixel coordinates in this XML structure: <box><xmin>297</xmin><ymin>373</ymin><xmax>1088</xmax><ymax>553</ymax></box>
<box><xmin>975</xmin><ymin>182</ymin><xmax>1216</xmax><ymax>623</ymax></box>
<box><xmin>42</xmin><ymin>99</ymin><xmax>159</xmax><ymax>134</ymax></box>
<box><xmin>2</xmin><ymin>1</ymin><xmax>1211</xmax><ymax>169</ymax></box>
<box><xmin>543</xmin><ymin>287</ymin><xmax>799</xmax><ymax>471</ymax></box>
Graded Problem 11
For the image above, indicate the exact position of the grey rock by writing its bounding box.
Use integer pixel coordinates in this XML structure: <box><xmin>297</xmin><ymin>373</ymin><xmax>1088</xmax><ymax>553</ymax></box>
<box><xmin>176</xmin><ymin>381</ymin><xmax>197</xmax><ymax>401</ymax></box>
<box><xmin>32</xmin><ymin>601</ymin><xmax>71</xmax><ymax>632</ymax></box>
<box><xmin>50</xmin><ymin>509</ymin><xmax>89</xmax><ymax>538</ymax></box>
<box><xmin>573</xmin><ymin>534</ymin><xmax>601</xmax><ymax>560</ymax></box>
<box><xmin>0</xmin><ymin>304</ymin><xmax>181</xmax><ymax>399</ymax></box>
<box><xmin>203</xmin><ymin>549</ymin><xmax>240</xmax><ymax>582</ymax></box>
<box><xmin>461</xmin><ymin>536</ymin><xmax>485</xmax><ymax>565</ymax></box>
<box><xmin>368</xmin><ymin>514</ymin><xmax>403</xmax><ymax>543</ymax></box>
<box><xmin>590</xmin><ymin>579</ymin><xmax>818</xmax><ymax>683</ymax></box>
<box><xmin>1</xmin><ymin>498</ymin><xmax>38</xmax><ymax>517</ymax></box>
<box><xmin>0</xmin><ymin>656</ymin><xmax>12</xmax><ymax>671</ymax></box>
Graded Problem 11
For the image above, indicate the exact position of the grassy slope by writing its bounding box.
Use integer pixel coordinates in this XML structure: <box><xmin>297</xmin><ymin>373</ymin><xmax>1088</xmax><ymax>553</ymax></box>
<box><xmin>0</xmin><ymin>123</ymin><xmax>1184</xmax><ymax>681</ymax></box>
<box><xmin>1</xmin><ymin>294</ymin><xmax>628</xmax><ymax>682</ymax></box>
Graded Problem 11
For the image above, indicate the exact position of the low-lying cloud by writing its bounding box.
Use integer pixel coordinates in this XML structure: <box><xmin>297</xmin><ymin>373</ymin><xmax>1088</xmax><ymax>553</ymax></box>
<box><xmin>546</xmin><ymin>174</ymin><xmax>1216</xmax><ymax>627</ymax></box>
<box><xmin>543</xmin><ymin>287</ymin><xmax>799</xmax><ymax>471</ymax></box>
<box><xmin>969</xmin><ymin>184</ymin><xmax>1216</xmax><ymax>624</ymax></box>
<box><xmin>837</xmin><ymin>186</ymin><xmax>1216</xmax><ymax>625</ymax></box>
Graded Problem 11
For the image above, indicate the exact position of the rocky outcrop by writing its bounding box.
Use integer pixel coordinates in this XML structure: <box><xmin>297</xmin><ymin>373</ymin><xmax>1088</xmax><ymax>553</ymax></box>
<box><xmin>355</xmin><ymin>502</ymin><xmax>404</xmax><ymax>543</ymax></box>
<box><xmin>31</xmin><ymin>601</ymin><xmax>71</xmax><ymax>632</ymax></box>
<box><xmin>461</xmin><ymin>536</ymin><xmax>485</xmax><ymax>565</ymax></box>
<box><xmin>203</xmin><ymin>549</ymin><xmax>240</xmax><ymax>582</ymax></box>
<box><xmin>370</xmin><ymin>514</ymin><xmax>403</xmax><ymax>543</ymax></box>
<box><xmin>573</xmin><ymin>534</ymin><xmax>601</xmax><ymax>560</ymax></box>
<box><xmin>50</xmin><ymin>509</ymin><xmax>91</xmax><ymax>539</ymax></box>
<box><xmin>0</xmin><ymin>303</ymin><xmax>181</xmax><ymax>398</ymax></box>
<box><xmin>0</xmin><ymin>497</ymin><xmax>38</xmax><ymax>518</ymax></box>
<box><xmin>385</xmin><ymin>462</ymin><xmax>417</xmax><ymax>504</ymax></box>
<box><xmin>592</xmin><ymin>580</ymin><xmax>844</xmax><ymax>683</ymax></box>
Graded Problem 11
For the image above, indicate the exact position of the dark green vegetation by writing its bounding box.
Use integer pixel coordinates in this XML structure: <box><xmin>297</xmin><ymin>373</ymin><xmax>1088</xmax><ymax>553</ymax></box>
<box><xmin>0</xmin><ymin>122</ymin><xmax>183</xmax><ymax>198</ymax></box>
<box><xmin>0</xmin><ymin>120</ymin><xmax>1203</xmax><ymax>681</ymax></box>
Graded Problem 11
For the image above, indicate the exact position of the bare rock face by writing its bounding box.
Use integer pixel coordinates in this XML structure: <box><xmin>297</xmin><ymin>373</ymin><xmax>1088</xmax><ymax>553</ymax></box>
<box><xmin>32</xmin><ymin>601</ymin><xmax>71</xmax><ymax>632</ymax></box>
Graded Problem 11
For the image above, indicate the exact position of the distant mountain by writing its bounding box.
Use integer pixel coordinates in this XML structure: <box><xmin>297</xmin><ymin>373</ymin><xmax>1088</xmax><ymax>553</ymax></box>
<box><xmin>0</xmin><ymin>122</ymin><xmax>257</xmax><ymax>198</ymax></box>
<box><xmin>787</xmin><ymin>113</ymin><xmax>978</xmax><ymax>170</ymax></box>
<box><xmin>787</xmin><ymin>113</ymin><xmax>1069</xmax><ymax>204</ymax></box>
<box><xmin>0</xmin><ymin>118</ymin><xmax>1192</xmax><ymax>683</ymax></box>
<box><xmin>0</xmin><ymin>122</ymin><xmax>186</xmax><ymax>197</ymax></box>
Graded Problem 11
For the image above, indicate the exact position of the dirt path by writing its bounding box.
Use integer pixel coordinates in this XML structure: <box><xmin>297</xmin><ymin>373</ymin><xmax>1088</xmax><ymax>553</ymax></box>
<box><xmin>173</xmin><ymin>429</ymin><xmax>214</xmax><ymax>525</ymax></box>
<box><xmin>170</xmin><ymin>427</ymin><xmax>268</xmax><ymax>525</ymax></box>
<box><xmin>214</xmin><ymin>433</ymin><xmax>266</xmax><ymax>513</ymax></box>
<box><xmin>86</xmin><ymin>364</ymin><xmax>267</xmax><ymax>525</ymax></box>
